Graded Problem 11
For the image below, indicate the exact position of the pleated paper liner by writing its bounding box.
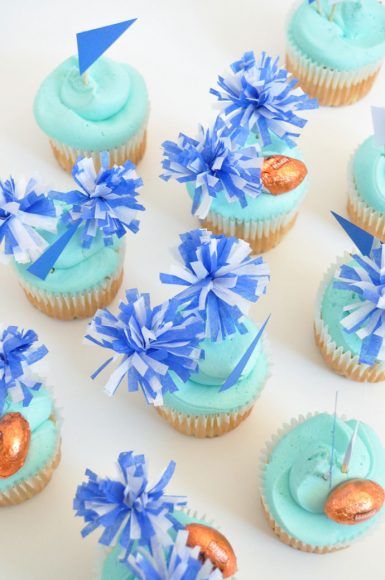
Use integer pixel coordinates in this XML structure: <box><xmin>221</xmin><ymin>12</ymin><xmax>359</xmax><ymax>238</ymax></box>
<box><xmin>285</xmin><ymin>31</ymin><xmax>382</xmax><ymax>107</ymax></box>
<box><xmin>347</xmin><ymin>148</ymin><xmax>385</xmax><ymax>241</ymax></box>
<box><xmin>314</xmin><ymin>255</ymin><xmax>385</xmax><ymax>382</ymax></box>
<box><xmin>258</xmin><ymin>412</ymin><xmax>378</xmax><ymax>554</ymax></box>
<box><xmin>201</xmin><ymin>208</ymin><xmax>298</xmax><ymax>255</ymax></box>
<box><xmin>18</xmin><ymin>249</ymin><xmax>125</xmax><ymax>321</ymax></box>
<box><xmin>49</xmin><ymin>121</ymin><xmax>148</xmax><ymax>173</ymax></box>
<box><xmin>95</xmin><ymin>508</ymin><xmax>237</xmax><ymax>579</ymax></box>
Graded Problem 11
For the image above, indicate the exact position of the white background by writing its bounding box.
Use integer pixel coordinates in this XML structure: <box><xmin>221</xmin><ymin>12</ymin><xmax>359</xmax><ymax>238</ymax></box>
<box><xmin>1</xmin><ymin>1</ymin><xmax>385</xmax><ymax>578</ymax></box>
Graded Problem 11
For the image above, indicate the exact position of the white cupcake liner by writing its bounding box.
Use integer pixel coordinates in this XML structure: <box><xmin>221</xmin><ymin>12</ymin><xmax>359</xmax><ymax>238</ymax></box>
<box><xmin>95</xmin><ymin>508</ymin><xmax>237</xmax><ymax>579</ymax></box>
<box><xmin>347</xmin><ymin>146</ymin><xmax>385</xmax><ymax>240</ymax></box>
<box><xmin>17</xmin><ymin>248</ymin><xmax>125</xmax><ymax>321</ymax></box>
<box><xmin>314</xmin><ymin>255</ymin><xmax>385</xmax><ymax>381</ymax></box>
<box><xmin>50</xmin><ymin>115</ymin><xmax>149</xmax><ymax>173</ymax></box>
<box><xmin>158</xmin><ymin>337</ymin><xmax>272</xmax><ymax>438</ymax></box>
<box><xmin>285</xmin><ymin>6</ymin><xmax>382</xmax><ymax>106</ymax></box>
<box><xmin>202</xmin><ymin>206</ymin><xmax>299</xmax><ymax>254</ymax></box>
<box><xmin>258</xmin><ymin>412</ymin><xmax>385</xmax><ymax>553</ymax></box>
<box><xmin>0</xmin><ymin>389</ymin><xmax>62</xmax><ymax>507</ymax></box>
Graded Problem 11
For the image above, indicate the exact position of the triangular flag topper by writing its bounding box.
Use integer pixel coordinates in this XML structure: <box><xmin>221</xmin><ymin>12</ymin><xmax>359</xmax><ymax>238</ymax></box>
<box><xmin>220</xmin><ymin>315</ymin><xmax>270</xmax><ymax>392</ymax></box>
<box><xmin>77</xmin><ymin>19</ymin><xmax>137</xmax><ymax>75</ymax></box>
<box><xmin>331</xmin><ymin>211</ymin><xmax>375</xmax><ymax>257</ymax></box>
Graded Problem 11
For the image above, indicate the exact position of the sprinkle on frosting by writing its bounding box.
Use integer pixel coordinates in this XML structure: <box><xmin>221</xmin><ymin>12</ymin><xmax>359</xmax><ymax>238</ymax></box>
<box><xmin>160</xmin><ymin>117</ymin><xmax>262</xmax><ymax>219</ymax></box>
<box><xmin>0</xmin><ymin>177</ymin><xmax>57</xmax><ymax>264</ymax></box>
<box><xmin>210</xmin><ymin>51</ymin><xmax>318</xmax><ymax>147</ymax></box>
<box><xmin>85</xmin><ymin>289</ymin><xmax>204</xmax><ymax>405</ymax></box>
<box><xmin>0</xmin><ymin>325</ymin><xmax>48</xmax><ymax>414</ymax></box>
<box><xmin>160</xmin><ymin>229</ymin><xmax>270</xmax><ymax>341</ymax></box>
<box><xmin>334</xmin><ymin>243</ymin><xmax>385</xmax><ymax>365</ymax></box>
<box><xmin>73</xmin><ymin>451</ymin><xmax>186</xmax><ymax>558</ymax></box>
<box><xmin>126</xmin><ymin>530</ymin><xmax>222</xmax><ymax>580</ymax></box>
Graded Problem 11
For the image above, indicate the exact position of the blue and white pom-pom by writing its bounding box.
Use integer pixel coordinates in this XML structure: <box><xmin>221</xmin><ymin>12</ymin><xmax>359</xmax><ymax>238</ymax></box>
<box><xmin>126</xmin><ymin>530</ymin><xmax>222</xmax><ymax>580</ymax></box>
<box><xmin>160</xmin><ymin>229</ymin><xmax>270</xmax><ymax>341</ymax></box>
<box><xmin>334</xmin><ymin>244</ymin><xmax>385</xmax><ymax>365</ymax></box>
<box><xmin>56</xmin><ymin>153</ymin><xmax>144</xmax><ymax>247</ymax></box>
<box><xmin>85</xmin><ymin>289</ymin><xmax>204</xmax><ymax>405</ymax></box>
<box><xmin>0</xmin><ymin>176</ymin><xmax>57</xmax><ymax>263</ymax></box>
<box><xmin>161</xmin><ymin>117</ymin><xmax>262</xmax><ymax>219</ymax></box>
<box><xmin>28</xmin><ymin>152</ymin><xmax>145</xmax><ymax>280</ymax></box>
<box><xmin>73</xmin><ymin>451</ymin><xmax>186</xmax><ymax>558</ymax></box>
<box><xmin>0</xmin><ymin>325</ymin><xmax>48</xmax><ymax>414</ymax></box>
<box><xmin>210</xmin><ymin>51</ymin><xmax>318</xmax><ymax>147</ymax></box>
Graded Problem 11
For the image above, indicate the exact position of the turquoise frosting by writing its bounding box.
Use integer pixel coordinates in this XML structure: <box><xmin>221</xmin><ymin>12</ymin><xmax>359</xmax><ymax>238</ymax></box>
<box><xmin>353</xmin><ymin>136</ymin><xmax>385</xmax><ymax>213</ymax></box>
<box><xmin>101</xmin><ymin>512</ymin><xmax>205</xmax><ymax>580</ymax></box>
<box><xmin>320</xmin><ymin>266</ymin><xmax>369</xmax><ymax>360</ymax></box>
<box><xmin>288</xmin><ymin>0</ymin><xmax>385</xmax><ymax>71</ymax></box>
<box><xmin>163</xmin><ymin>319</ymin><xmax>268</xmax><ymax>416</ymax></box>
<box><xmin>0</xmin><ymin>387</ymin><xmax>59</xmax><ymax>493</ymax></box>
<box><xmin>34</xmin><ymin>56</ymin><xmax>149</xmax><ymax>150</ymax></box>
<box><xmin>187</xmin><ymin>134</ymin><xmax>308</xmax><ymax>221</ymax></box>
<box><xmin>14</xmin><ymin>221</ymin><xmax>124</xmax><ymax>294</ymax></box>
<box><xmin>263</xmin><ymin>413</ymin><xmax>385</xmax><ymax>547</ymax></box>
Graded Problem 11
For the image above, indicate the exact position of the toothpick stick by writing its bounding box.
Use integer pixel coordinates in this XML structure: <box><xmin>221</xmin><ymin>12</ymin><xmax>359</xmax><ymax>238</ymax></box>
<box><xmin>342</xmin><ymin>421</ymin><xmax>360</xmax><ymax>474</ymax></box>
<box><xmin>316</xmin><ymin>0</ymin><xmax>323</xmax><ymax>15</ymax></box>
<box><xmin>328</xmin><ymin>3</ymin><xmax>338</xmax><ymax>21</ymax></box>
<box><xmin>82</xmin><ymin>72</ymin><xmax>89</xmax><ymax>86</ymax></box>
<box><xmin>329</xmin><ymin>391</ymin><xmax>339</xmax><ymax>489</ymax></box>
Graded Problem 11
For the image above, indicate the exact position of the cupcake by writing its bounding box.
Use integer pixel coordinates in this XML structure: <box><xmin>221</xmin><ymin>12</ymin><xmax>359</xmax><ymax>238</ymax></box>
<box><xmin>16</xmin><ymin>154</ymin><xmax>144</xmax><ymax>320</ymax></box>
<box><xmin>347</xmin><ymin>134</ymin><xmax>385</xmax><ymax>240</ymax></box>
<box><xmin>74</xmin><ymin>450</ymin><xmax>237</xmax><ymax>578</ymax></box>
<box><xmin>34</xmin><ymin>55</ymin><xmax>149</xmax><ymax>173</ymax></box>
<box><xmin>286</xmin><ymin>0</ymin><xmax>385</xmax><ymax>106</ymax></box>
<box><xmin>158</xmin><ymin>229</ymin><xmax>270</xmax><ymax>437</ymax></box>
<box><xmin>162</xmin><ymin>53</ymin><xmax>316</xmax><ymax>254</ymax></box>
<box><xmin>259</xmin><ymin>413</ymin><xmax>385</xmax><ymax>552</ymax></box>
<box><xmin>315</xmin><ymin>214</ymin><xmax>385</xmax><ymax>381</ymax></box>
<box><xmin>0</xmin><ymin>326</ymin><xmax>61</xmax><ymax>506</ymax></box>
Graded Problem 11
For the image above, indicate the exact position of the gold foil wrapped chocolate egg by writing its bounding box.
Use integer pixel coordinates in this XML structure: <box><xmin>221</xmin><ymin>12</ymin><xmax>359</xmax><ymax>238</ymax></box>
<box><xmin>324</xmin><ymin>479</ymin><xmax>385</xmax><ymax>525</ymax></box>
<box><xmin>261</xmin><ymin>155</ymin><xmax>307</xmax><ymax>195</ymax></box>
<box><xmin>0</xmin><ymin>412</ymin><xmax>31</xmax><ymax>478</ymax></box>
<box><xmin>185</xmin><ymin>523</ymin><xmax>237</xmax><ymax>577</ymax></box>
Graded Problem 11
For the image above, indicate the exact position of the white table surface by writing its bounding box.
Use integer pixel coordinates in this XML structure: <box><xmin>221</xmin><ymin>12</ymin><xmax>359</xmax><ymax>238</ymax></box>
<box><xmin>1</xmin><ymin>1</ymin><xmax>385</xmax><ymax>578</ymax></box>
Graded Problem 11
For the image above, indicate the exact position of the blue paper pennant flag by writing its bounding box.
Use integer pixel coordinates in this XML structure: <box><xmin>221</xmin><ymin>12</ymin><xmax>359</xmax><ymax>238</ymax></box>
<box><xmin>77</xmin><ymin>19</ymin><xmax>137</xmax><ymax>75</ymax></box>
<box><xmin>27</xmin><ymin>221</ymin><xmax>80</xmax><ymax>279</ymax></box>
<box><xmin>220</xmin><ymin>315</ymin><xmax>270</xmax><ymax>392</ymax></box>
<box><xmin>331</xmin><ymin>211</ymin><xmax>375</xmax><ymax>257</ymax></box>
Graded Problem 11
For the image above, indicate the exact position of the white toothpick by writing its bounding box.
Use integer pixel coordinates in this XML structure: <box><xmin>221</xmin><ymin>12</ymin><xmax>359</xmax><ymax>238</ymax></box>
<box><xmin>316</xmin><ymin>0</ymin><xmax>323</xmax><ymax>15</ymax></box>
<box><xmin>342</xmin><ymin>421</ymin><xmax>360</xmax><ymax>474</ymax></box>
<box><xmin>328</xmin><ymin>3</ymin><xmax>338</xmax><ymax>21</ymax></box>
<box><xmin>82</xmin><ymin>72</ymin><xmax>89</xmax><ymax>86</ymax></box>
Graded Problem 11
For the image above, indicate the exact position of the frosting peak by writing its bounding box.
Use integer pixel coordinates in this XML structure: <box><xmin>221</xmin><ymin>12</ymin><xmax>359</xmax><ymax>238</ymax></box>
<box><xmin>60</xmin><ymin>57</ymin><xmax>131</xmax><ymax>121</ymax></box>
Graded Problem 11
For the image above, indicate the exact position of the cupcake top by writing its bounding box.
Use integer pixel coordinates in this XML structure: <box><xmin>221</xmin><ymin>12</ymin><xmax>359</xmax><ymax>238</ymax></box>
<box><xmin>262</xmin><ymin>413</ymin><xmax>385</xmax><ymax>547</ymax></box>
<box><xmin>288</xmin><ymin>0</ymin><xmax>385</xmax><ymax>71</ymax></box>
<box><xmin>161</xmin><ymin>119</ymin><xmax>309</xmax><ymax>222</ymax></box>
<box><xmin>322</xmin><ymin>217</ymin><xmax>385</xmax><ymax>366</ymax></box>
<box><xmin>0</xmin><ymin>326</ymin><xmax>59</xmax><ymax>490</ymax></box>
<box><xmin>26</xmin><ymin>153</ymin><xmax>144</xmax><ymax>282</ymax></box>
<box><xmin>159</xmin><ymin>229</ymin><xmax>270</xmax><ymax>407</ymax></box>
<box><xmin>74</xmin><ymin>451</ymin><xmax>237</xmax><ymax>578</ymax></box>
<box><xmin>352</xmin><ymin>136</ymin><xmax>385</xmax><ymax>213</ymax></box>
<box><xmin>86</xmin><ymin>288</ymin><xmax>205</xmax><ymax>406</ymax></box>
<box><xmin>34</xmin><ymin>56</ymin><xmax>149</xmax><ymax>151</ymax></box>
